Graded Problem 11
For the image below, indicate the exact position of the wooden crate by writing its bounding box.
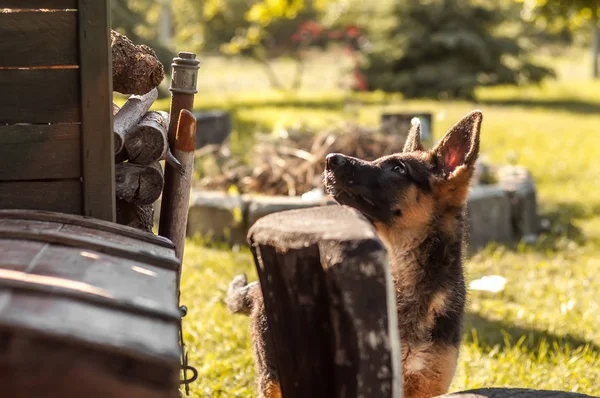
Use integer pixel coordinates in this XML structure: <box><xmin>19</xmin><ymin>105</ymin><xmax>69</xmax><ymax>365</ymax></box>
<box><xmin>0</xmin><ymin>209</ymin><xmax>181</xmax><ymax>397</ymax></box>
<box><xmin>0</xmin><ymin>1</ymin><xmax>115</xmax><ymax>221</ymax></box>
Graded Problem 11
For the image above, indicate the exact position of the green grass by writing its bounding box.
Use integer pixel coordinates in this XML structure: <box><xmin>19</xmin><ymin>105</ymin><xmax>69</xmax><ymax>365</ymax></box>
<box><xmin>177</xmin><ymin>49</ymin><xmax>600</xmax><ymax>396</ymax></box>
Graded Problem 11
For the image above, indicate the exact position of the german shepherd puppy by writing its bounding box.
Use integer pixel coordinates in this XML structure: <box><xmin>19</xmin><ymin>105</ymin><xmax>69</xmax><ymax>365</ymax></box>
<box><xmin>227</xmin><ymin>110</ymin><xmax>483</xmax><ymax>398</ymax></box>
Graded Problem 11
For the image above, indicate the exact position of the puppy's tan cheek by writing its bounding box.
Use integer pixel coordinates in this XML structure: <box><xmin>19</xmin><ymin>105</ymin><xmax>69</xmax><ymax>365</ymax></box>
<box><xmin>395</xmin><ymin>186</ymin><xmax>434</xmax><ymax>230</ymax></box>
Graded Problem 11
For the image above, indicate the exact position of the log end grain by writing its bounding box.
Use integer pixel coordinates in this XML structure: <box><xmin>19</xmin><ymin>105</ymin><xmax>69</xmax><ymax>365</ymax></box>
<box><xmin>248</xmin><ymin>204</ymin><xmax>379</xmax><ymax>249</ymax></box>
<box><xmin>125</xmin><ymin>111</ymin><xmax>169</xmax><ymax>165</ymax></box>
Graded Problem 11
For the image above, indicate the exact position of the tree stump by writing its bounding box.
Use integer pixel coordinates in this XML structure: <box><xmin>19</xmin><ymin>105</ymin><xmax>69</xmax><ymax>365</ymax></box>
<box><xmin>247</xmin><ymin>205</ymin><xmax>402</xmax><ymax>398</ymax></box>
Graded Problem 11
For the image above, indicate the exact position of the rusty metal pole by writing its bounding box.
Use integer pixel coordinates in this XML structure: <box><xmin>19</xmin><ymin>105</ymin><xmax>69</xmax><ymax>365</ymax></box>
<box><xmin>159</xmin><ymin>52</ymin><xmax>199</xmax><ymax>247</ymax></box>
<box><xmin>158</xmin><ymin>53</ymin><xmax>200</xmax><ymax>396</ymax></box>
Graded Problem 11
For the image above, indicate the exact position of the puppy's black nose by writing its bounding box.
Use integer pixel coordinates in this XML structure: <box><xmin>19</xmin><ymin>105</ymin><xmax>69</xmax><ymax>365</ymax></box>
<box><xmin>326</xmin><ymin>153</ymin><xmax>346</xmax><ymax>169</ymax></box>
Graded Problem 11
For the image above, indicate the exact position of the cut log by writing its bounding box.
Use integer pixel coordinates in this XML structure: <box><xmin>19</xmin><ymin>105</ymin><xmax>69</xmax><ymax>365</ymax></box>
<box><xmin>158</xmin><ymin>110</ymin><xmax>196</xmax><ymax>263</ymax></box>
<box><xmin>112</xmin><ymin>102</ymin><xmax>120</xmax><ymax>116</ymax></box>
<box><xmin>113</xmin><ymin>88</ymin><xmax>158</xmax><ymax>155</ymax></box>
<box><xmin>247</xmin><ymin>205</ymin><xmax>402</xmax><ymax>398</ymax></box>
<box><xmin>111</xmin><ymin>30</ymin><xmax>165</xmax><ymax>95</ymax></box>
<box><xmin>125</xmin><ymin>111</ymin><xmax>169</xmax><ymax>165</ymax></box>
<box><xmin>116</xmin><ymin>199</ymin><xmax>154</xmax><ymax>233</ymax></box>
<box><xmin>115</xmin><ymin>162</ymin><xmax>164</xmax><ymax>206</ymax></box>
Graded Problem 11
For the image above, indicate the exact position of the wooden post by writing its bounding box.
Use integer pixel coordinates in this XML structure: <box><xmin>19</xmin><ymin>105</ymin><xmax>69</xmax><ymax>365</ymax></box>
<box><xmin>78</xmin><ymin>0</ymin><xmax>115</xmax><ymax>222</ymax></box>
<box><xmin>159</xmin><ymin>110</ymin><xmax>196</xmax><ymax>263</ymax></box>
<box><xmin>247</xmin><ymin>205</ymin><xmax>402</xmax><ymax>398</ymax></box>
<box><xmin>159</xmin><ymin>52</ymin><xmax>199</xmax><ymax>250</ymax></box>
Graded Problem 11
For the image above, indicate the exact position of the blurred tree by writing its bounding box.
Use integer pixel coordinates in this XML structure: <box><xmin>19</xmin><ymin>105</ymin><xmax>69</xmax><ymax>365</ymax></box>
<box><xmin>172</xmin><ymin>0</ymin><xmax>340</xmax><ymax>90</ymax></box>
<box><xmin>360</xmin><ymin>0</ymin><xmax>555</xmax><ymax>100</ymax></box>
<box><xmin>518</xmin><ymin>0</ymin><xmax>600</xmax><ymax>78</ymax></box>
<box><xmin>111</xmin><ymin>0</ymin><xmax>174</xmax><ymax>75</ymax></box>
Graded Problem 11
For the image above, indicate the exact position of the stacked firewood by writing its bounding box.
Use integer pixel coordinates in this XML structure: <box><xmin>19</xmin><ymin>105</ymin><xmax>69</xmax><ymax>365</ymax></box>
<box><xmin>111</xmin><ymin>31</ymin><xmax>174</xmax><ymax>232</ymax></box>
<box><xmin>196</xmin><ymin>124</ymin><xmax>407</xmax><ymax>196</ymax></box>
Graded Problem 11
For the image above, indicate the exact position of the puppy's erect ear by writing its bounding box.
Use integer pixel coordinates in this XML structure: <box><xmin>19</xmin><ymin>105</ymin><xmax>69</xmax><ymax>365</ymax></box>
<box><xmin>403</xmin><ymin>121</ymin><xmax>425</xmax><ymax>152</ymax></box>
<box><xmin>432</xmin><ymin>110</ymin><xmax>482</xmax><ymax>177</ymax></box>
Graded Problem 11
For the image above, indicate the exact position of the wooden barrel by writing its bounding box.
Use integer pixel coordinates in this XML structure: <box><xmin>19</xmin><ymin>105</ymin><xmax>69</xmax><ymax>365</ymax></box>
<box><xmin>0</xmin><ymin>210</ymin><xmax>182</xmax><ymax>398</ymax></box>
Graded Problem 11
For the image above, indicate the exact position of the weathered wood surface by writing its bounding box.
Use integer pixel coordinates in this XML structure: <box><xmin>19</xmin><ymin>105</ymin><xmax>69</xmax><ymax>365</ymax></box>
<box><xmin>0</xmin><ymin>68</ymin><xmax>80</xmax><ymax>124</ymax></box>
<box><xmin>2</xmin><ymin>0</ymin><xmax>77</xmax><ymax>8</ymax></box>
<box><xmin>445</xmin><ymin>388</ymin><xmax>597</xmax><ymax>398</ymax></box>
<box><xmin>0</xmin><ymin>209</ymin><xmax>174</xmax><ymax>249</ymax></box>
<box><xmin>125</xmin><ymin>111</ymin><xmax>170</xmax><ymax>165</ymax></box>
<box><xmin>117</xmin><ymin>199</ymin><xmax>155</xmax><ymax>234</ymax></box>
<box><xmin>0</xmin><ymin>228</ymin><xmax>179</xmax><ymax>271</ymax></box>
<box><xmin>0</xmin><ymin>213</ymin><xmax>181</xmax><ymax>397</ymax></box>
<box><xmin>0</xmin><ymin>180</ymin><xmax>81</xmax><ymax>214</ymax></box>
<box><xmin>0</xmin><ymin>240</ymin><xmax>178</xmax><ymax>319</ymax></box>
<box><xmin>0</xmin><ymin>334</ymin><xmax>179</xmax><ymax>398</ymax></box>
<box><xmin>248</xmin><ymin>205</ymin><xmax>402</xmax><ymax>398</ymax></box>
<box><xmin>0</xmin><ymin>124</ymin><xmax>80</xmax><ymax>181</ymax></box>
<box><xmin>111</xmin><ymin>30</ymin><xmax>165</xmax><ymax>95</ymax></box>
<box><xmin>0</xmin><ymin>215</ymin><xmax>174</xmax><ymax>260</ymax></box>
<box><xmin>78</xmin><ymin>0</ymin><xmax>115</xmax><ymax>222</ymax></box>
<box><xmin>158</xmin><ymin>110</ymin><xmax>196</xmax><ymax>262</ymax></box>
<box><xmin>0</xmin><ymin>11</ymin><xmax>78</xmax><ymax>67</ymax></box>
<box><xmin>115</xmin><ymin>162</ymin><xmax>164</xmax><ymax>206</ymax></box>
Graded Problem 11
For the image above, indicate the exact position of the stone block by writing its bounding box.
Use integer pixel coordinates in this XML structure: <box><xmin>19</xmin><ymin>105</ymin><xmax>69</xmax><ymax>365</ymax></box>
<box><xmin>466</xmin><ymin>185</ymin><xmax>513</xmax><ymax>249</ymax></box>
<box><xmin>193</xmin><ymin>110</ymin><xmax>231</xmax><ymax>149</ymax></box>
<box><xmin>497</xmin><ymin>165</ymin><xmax>539</xmax><ymax>239</ymax></box>
<box><xmin>186</xmin><ymin>191</ymin><xmax>248</xmax><ymax>245</ymax></box>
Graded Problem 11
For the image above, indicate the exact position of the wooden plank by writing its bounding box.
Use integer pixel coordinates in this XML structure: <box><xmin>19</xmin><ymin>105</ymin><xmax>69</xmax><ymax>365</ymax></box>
<box><xmin>0</xmin><ymin>334</ymin><xmax>178</xmax><ymax>398</ymax></box>
<box><xmin>1</xmin><ymin>0</ymin><xmax>77</xmax><ymax>8</ymax></box>
<box><xmin>0</xmin><ymin>69</ymin><xmax>80</xmax><ymax>124</ymax></box>
<box><xmin>0</xmin><ymin>229</ymin><xmax>180</xmax><ymax>271</ymax></box>
<box><xmin>0</xmin><ymin>11</ymin><xmax>77</xmax><ymax>67</ymax></box>
<box><xmin>0</xmin><ymin>292</ymin><xmax>180</xmax><ymax>365</ymax></box>
<box><xmin>0</xmin><ymin>244</ymin><xmax>178</xmax><ymax>318</ymax></box>
<box><xmin>247</xmin><ymin>205</ymin><xmax>402</xmax><ymax>398</ymax></box>
<box><xmin>0</xmin><ymin>268</ymin><xmax>179</xmax><ymax>322</ymax></box>
<box><xmin>0</xmin><ymin>124</ymin><xmax>80</xmax><ymax>180</ymax></box>
<box><xmin>78</xmin><ymin>0</ymin><xmax>115</xmax><ymax>221</ymax></box>
<box><xmin>0</xmin><ymin>209</ymin><xmax>175</xmax><ymax>248</ymax></box>
<box><xmin>0</xmin><ymin>239</ymin><xmax>47</xmax><ymax>271</ymax></box>
<box><xmin>0</xmin><ymin>219</ymin><xmax>178</xmax><ymax>272</ymax></box>
<box><xmin>0</xmin><ymin>180</ymin><xmax>81</xmax><ymax>214</ymax></box>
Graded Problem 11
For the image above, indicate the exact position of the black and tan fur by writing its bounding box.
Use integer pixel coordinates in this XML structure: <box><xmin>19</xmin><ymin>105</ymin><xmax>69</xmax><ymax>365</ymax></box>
<box><xmin>227</xmin><ymin>110</ymin><xmax>483</xmax><ymax>398</ymax></box>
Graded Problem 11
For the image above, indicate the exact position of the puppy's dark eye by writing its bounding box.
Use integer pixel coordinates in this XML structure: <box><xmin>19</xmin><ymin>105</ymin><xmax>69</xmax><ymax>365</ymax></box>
<box><xmin>392</xmin><ymin>162</ymin><xmax>407</xmax><ymax>174</ymax></box>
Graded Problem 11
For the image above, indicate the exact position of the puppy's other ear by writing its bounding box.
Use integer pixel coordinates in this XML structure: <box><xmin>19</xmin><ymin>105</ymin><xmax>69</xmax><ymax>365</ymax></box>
<box><xmin>403</xmin><ymin>121</ymin><xmax>425</xmax><ymax>152</ymax></box>
<box><xmin>432</xmin><ymin>110</ymin><xmax>482</xmax><ymax>177</ymax></box>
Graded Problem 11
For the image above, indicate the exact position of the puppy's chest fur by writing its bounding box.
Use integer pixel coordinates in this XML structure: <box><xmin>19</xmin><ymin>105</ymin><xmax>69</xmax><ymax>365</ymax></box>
<box><xmin>385</xmin><ymin>226</ymin><xmax>467</xmax><ymax>375</ymax></box>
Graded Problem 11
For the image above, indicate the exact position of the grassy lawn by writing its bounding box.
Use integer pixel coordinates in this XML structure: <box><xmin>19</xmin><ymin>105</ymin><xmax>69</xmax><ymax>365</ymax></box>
<box><xmin>178</xmin><ymin>49</ymin><xmax>600</xmax><ymax>396</ymax></box>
